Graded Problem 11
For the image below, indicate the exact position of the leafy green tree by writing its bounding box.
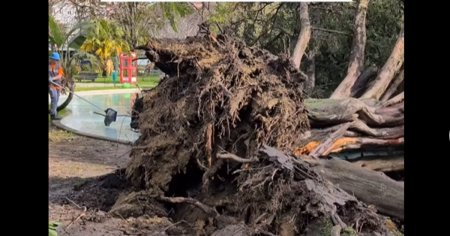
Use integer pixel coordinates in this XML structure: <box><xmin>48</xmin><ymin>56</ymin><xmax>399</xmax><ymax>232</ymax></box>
<box><xmin>208</xmin><ymin>1</ymin><xmax>403</xmax><ymax>97</ymax></box>
<box><xmin>80</xmin><ymin>19</ymin><xmax>130</xmax><ymax>76</ymax></box>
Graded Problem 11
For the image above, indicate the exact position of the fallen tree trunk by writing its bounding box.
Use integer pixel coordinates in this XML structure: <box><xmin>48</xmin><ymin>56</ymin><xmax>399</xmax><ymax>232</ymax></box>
<box><xmin>308</xmin><ymin>122</ymin><xmax>353</xmax><ymax>158</ymax></box>
<box><xmin>351</xmin><ymin>155</ymin><xmax>404</xmax><ymax>172</ymax></box>
<box><xmin>294</xmin><ymin>137</ymin><xmax>404</xmax><ymax>157</ymax></box>
<box><xmin>381</xmin><ymin>69</ymin><xmax>404</xmax><ymax>101</ymax></box>
<box><xmin>382</xmin><ymin>92</ymin><xmax>404</xmax><ymax>107</ymax></box>
<box><xmin>305</xmin><ymin>98</ymin><xmax>404</xmax><ymax>127</ymax></box>
<box><xmin>306</xmin><ymin>123</ymin><xmax>404</xmax><ymax>139</ymax></box>
<box><xmin>313</xmin><ymin>158</ymin><xmax>404</xmax><ymax>220</ymax></box>
<box><xmin>258</xmin><ymin>146</ymin><xmax>401</xmax><ymax>233</ymax></box>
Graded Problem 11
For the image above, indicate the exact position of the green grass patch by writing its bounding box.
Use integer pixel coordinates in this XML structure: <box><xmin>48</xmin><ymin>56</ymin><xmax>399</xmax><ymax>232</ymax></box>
<box><xmin>74</xmin><ymin>75</ymin><xmax>159</xmax><ymax>91</ymax></box>
<box><xmin>81</xmin><ymin>75</ymin><xmax>159</xmax><ymax>84</ymax></box>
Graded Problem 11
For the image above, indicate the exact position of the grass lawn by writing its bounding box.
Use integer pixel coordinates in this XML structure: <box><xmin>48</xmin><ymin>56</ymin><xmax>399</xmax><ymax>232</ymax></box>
<box><xmin>74</xmin><ymin>75</ymin><xmax>159</xmax><ymax>91</ymax></box>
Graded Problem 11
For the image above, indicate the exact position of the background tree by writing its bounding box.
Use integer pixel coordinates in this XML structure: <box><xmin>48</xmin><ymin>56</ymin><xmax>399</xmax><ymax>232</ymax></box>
<box><xmin>49</xmin><ymin>15</ymin><xmax>93</xmax><ymax>78</ymax></box>
<box><xmin>80</xmin><ymin>19</ymin><xmax>130</xmax><ymax>76</ymax></box>
<box><xmin>208</xmin><ymin>1</ymin><xmax>403</xmax><ymax>98</ymax></box>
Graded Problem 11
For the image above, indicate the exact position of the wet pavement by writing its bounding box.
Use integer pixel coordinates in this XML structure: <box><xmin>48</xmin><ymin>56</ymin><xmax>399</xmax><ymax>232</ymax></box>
<box><xmin>57</xmin><ymin>90</ymin><xmax>140</xmax><ymax>143</ymax></box>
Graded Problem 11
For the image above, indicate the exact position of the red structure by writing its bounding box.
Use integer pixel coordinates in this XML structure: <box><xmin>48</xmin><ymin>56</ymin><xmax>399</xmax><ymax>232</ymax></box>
<box><xmin>119</xmin><ymin>52</ymin><xmax>137</xmax><ymax>84</ymax></box>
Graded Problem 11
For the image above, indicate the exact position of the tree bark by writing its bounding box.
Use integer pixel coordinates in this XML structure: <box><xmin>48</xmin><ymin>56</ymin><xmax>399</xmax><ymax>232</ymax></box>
<box><xmin>330</xmin><ymin>0</ymin><xmax>370</xmax><ymax>99</ymax></box>
<box><xmin>307</xmin><ymin>124</ymin><xmax>404</xmax><ymax>139</ymax></box>
<box><xmin>128</xmin><ymin>2</ymin><xmax>137</xmax><ymax>48</ymax></box>
<box><xmin>361</xmin><ymin>27</ymin><xmax>404</xmax><ymax>100</ymax></box>
<box><xmin>294</xmin><ymin>137</ymin><xmax>403</xmax><ymax>157</ymax></box>
<box><xmin>263</xmin><ymin>146</ymin><xmax>404</xmax><ymax>221</ymax></box>
<box><xmin>291</xmin><ymin>3</ymin><xmax>311</xmax><ymax>70</ymax></box>
<box><xmin>314</xmin><ymin>158</ymin><xmax>404</xmax><ymax>220</ymax></box>
<box><xmin>352</xmin><ymin>155</ymin><xmax>404</xmax><ymax>172</ymax></box>
<box><xmin>350</xmin><ymin>66</ymin><xmax>378</xmax><ymax>97</ymax></box>
<box><xmin>305</xmin><ymin>98</ymin><xmax>404</xmax><ymax>127</ymax></box>
<box><xmin>381</xmin><ymin>91</ymin><xmax>404</xmax><ymax>107</ymax></box>
<box><xmin>381</xmin><ymin>69</ymin><xmax>404</xmax><ymax>101</ymax></box>
<box><xmin>309</xmin><ymin>122</ymin><xmax>353</xmax><ymax>158</ymax></box>
<box><xmin>304</xmin><ymin>50</ymin><xmax>316</xmax><ymax>95</ymax></box>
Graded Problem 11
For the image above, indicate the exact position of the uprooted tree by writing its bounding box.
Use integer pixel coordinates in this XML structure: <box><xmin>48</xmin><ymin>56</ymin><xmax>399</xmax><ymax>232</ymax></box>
<box><xmin>115</xmin><ymin>1</ymin><xmax>403</xmax><ymax>235</ymax></box>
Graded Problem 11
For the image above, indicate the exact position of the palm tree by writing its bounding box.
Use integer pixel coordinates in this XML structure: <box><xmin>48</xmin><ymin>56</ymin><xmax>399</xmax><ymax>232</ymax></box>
<box><xmin>80</xmin><ymin>19</ymin><xmax>130</xmax><ymax>76</ymax></box>
<box><xmin>49</xmin><ymin>16</ymin><xmax>65</xmax><ymax>52</ymax></box>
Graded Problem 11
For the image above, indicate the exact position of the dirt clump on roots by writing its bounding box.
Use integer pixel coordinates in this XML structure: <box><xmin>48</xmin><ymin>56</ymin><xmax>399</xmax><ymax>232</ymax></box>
<box><xmin>114</xmin><ymin>33</ymin><xmax>399</xmax><ymax>235</ymax></box>
<box><xmin>127</xmin><ymin>33</ymin><xmax>309</xmax><ymax>192</ymax></box>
